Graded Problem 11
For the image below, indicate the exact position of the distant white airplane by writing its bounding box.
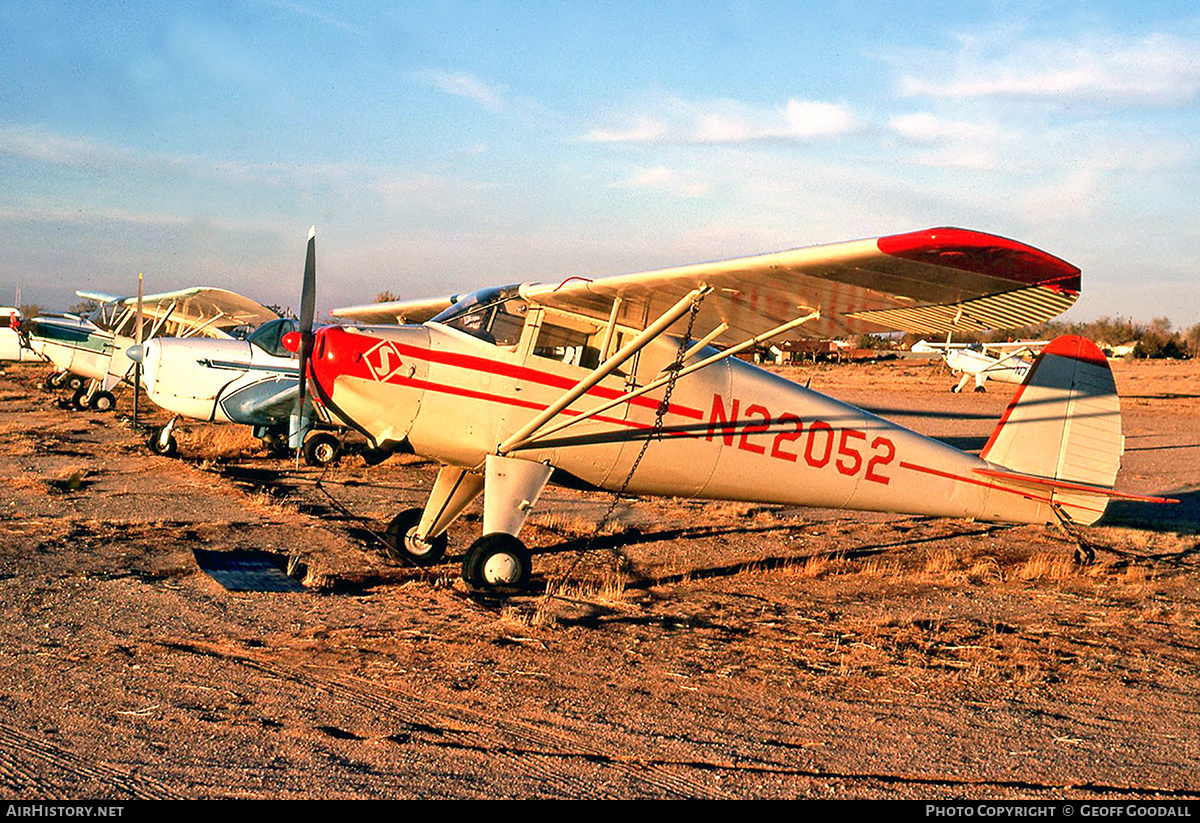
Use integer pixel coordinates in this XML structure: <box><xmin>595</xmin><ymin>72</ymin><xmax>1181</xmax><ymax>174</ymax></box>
<box><xmin>912</xmin><ymin>338</ymin><xmax>1047</xmax><ymax>393</ymax></box>
<box><xmin>25</xmin><ymin>287</ymin><xmax>278</xmax><ymax>411</ymax></box>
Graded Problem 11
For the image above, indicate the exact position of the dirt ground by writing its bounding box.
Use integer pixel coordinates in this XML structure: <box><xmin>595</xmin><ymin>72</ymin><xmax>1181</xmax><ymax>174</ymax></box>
<box><xmin>0</xmin><ymin>356</ymin><xmax>1197</xmax><ymax>799</ymax></box>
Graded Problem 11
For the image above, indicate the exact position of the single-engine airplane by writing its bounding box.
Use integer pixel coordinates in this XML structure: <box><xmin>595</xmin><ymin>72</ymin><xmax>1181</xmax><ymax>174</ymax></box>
<box><xmin>25</xmin><ymin>288</ymin><xmax>278</xmax><ymax>411</ymax></box>
<box><xmin>912</xmin><ymin>337</ymin><xmax>1047</xmax><ymax>393</ymax></box>
<box><xmin>289</xmin><ymin>227</ymin><xmax>1170</xmax><ymax>596</ymax></box>
<box><xmin>131</xmin><ymin>316</ymin><xmax>352</xmax><ymax>464</ymax></box>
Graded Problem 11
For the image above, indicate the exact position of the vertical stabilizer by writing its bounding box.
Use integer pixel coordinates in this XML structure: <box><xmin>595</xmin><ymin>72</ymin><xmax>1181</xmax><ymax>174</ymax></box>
<box><xmin>980</xmin><ymin>336</ymin><xmax>1121</xmax><ymax>523</ymax></box>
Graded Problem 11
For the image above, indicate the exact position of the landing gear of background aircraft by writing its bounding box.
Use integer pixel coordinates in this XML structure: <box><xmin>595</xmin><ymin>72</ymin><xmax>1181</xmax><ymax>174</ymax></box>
<box><xmin>462</xmin><ymin>533</ymin><xmax>531</xmax><ymax>596</ymax></box>
<box><xmin>70</xmin><ymin>386</ymin><xmax>90</xmax><ymax>410</ymax></box>
<box><xmin>64</xmin><ymin>374</ymin><xmax>85</xmax><ymax>392</ymax></box>
<box><xmin>89</xmin><ymin>390</ymin><xmax>116</xmax><ymax>411</ymax></box>
<box><xmin>384</xmin><ymin>507</ymin><xmax>448</xmax><ymax>567</ymax></box>
<box><xmin>147</xmin><ymin>425</ymin><xmax>179</xmax><ymax>458</ymax></box>
<box><xmin>302</xmin><ymin>431</ymin><xmax>340</xmax><ymax>466</ymax></box>
<box><xmin>973</xmin><ymin>385</ymin><xmax>987</xmax><ymax>393</ymax></box>
<box><xmin>260</xmin><ymin>430</ymin><xmax>291</xmax><ymax>457</ymax></box>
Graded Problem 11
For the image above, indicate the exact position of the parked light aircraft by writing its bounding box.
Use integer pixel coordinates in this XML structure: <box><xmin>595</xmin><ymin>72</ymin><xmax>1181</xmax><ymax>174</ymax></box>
<box><xmin>131</xmin><ymin>316</ymin><xmax>349</xmax><ymax>464</ymax></box>
<box><xmin>2</xmin><ymin>309</ymin><xmax>44</xmax><ymax>364</ymax></box>
<box><xmin>285</xmin><ymin>227</ymin><xmax>1169</xmax><ymax>596</ymax></box>
<box><xmin>912</xmin><ymin>337</ymin><xmax>1047</xmax><ymax>393</ymax></box>
<box><xmin>25</xmin><ymin>288</ymin><xmax>278</xmax><ymax>411</ymax></box>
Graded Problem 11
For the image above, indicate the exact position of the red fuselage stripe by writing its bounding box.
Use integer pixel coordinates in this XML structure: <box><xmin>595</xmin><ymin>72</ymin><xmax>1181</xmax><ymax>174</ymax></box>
<box><xmin>369</xmin><ymin>338</ymin><xmax>704</xmax><ymax>420</ymax></box>
<box><xmin>898</xmin><ymin>460</ymin><xmax>1105</xmax><ymax>514</ymax></box>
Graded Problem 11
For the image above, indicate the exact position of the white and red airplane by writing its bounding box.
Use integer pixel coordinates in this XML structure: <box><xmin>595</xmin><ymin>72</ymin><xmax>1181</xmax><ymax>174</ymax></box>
<box><xmin>286</xmin><ymin>227</ymin><xmax>1169</xmax><ymax>596</ymax></box>
<box><xmin>912</xmin><ymin>337</ymin><xmax>1048</xmax><ymax>393</ymax></box>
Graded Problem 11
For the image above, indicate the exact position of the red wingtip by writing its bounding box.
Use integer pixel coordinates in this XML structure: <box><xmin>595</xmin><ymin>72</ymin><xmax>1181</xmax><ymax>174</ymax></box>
<box><xmin>877</xmin><ymin>227</ymin><xmax>1081</xmax><ymax>293</ymax></box>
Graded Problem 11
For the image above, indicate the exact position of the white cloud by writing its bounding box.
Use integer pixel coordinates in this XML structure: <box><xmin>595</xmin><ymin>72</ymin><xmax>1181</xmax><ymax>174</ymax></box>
<box><xmin>900</xmin><ymin>33</ymin><xmax>1200</xmax><ymax>107</ymax></box>
<box><xmin>415</xmin><ymin>70</ymin><xmax>506</xmax><ymax>112</ymax></box>
<box><xmin>582</xmin><ymin>117</ymin><xmax>668</xmax><ymax>144</ymax></box>
<box><xmin>0</xmin><ymin>126</ymin><xmax>130</xmax><ymax>169</ymax></box>
<box><xmin>580</xmin><ymin>97</ymin><xmax>858</xmax><ymax>145</ymax></box>
<box><xmin>613</xmin><ymin>166</ymin><xmax>710</xmax><ymax>198</ymax></box>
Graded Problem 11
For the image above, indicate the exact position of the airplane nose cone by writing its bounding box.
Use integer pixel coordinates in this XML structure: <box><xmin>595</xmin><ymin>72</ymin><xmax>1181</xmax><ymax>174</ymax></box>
<box><xmin>126</xmin><ymin>344</ymin><xmax>143</xmax><ymax>363</ymax></box>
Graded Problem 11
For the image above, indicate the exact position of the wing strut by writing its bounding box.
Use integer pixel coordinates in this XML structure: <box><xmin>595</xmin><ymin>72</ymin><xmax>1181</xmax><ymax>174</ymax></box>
<box><xmin>180</xmin><ymin>311</ymin><xmax>227</xmax><ymax>338</ymax></box>
<box><xmin>501</xmin><ymin>308</ymin><xmax>820</xmax><ymax>454</ymax></box>
<box><xmin>497</xmin><ymin>288</ymin><xmax>711</xmax><ymax>456</ymax></box>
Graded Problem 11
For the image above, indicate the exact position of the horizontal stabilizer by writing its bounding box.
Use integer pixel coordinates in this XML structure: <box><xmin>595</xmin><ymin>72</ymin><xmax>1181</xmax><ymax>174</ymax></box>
<box><xmin>974</xmin><ymin>467</ymin><xmax>1178</xmax><ymax>504</ymax></box>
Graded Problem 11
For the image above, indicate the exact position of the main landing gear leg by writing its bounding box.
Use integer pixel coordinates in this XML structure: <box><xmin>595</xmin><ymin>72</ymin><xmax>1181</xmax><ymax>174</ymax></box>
<box><xmin>461</xmin><ymin>455</ymin><xmax>552</xmax><ymax>597</ymax></box>
<box><xmin>385</xmin><ymin>466</ymin><xmax>484</xmax><ymax>567</ymax></box>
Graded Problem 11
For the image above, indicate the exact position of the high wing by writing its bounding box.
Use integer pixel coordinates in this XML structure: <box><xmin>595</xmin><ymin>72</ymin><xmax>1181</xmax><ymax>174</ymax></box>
<box><xmin>77</xmin><ymin>287</ymin><xmax>279</xmax><ymax>336</ymax></box>
<box><xmin>331</xmin><ymin>296</ymin><xmax>456</xmax><ymax>325</ymax></box>
<box><xmin>521</xmin><ymin>227</ymin><xmax>1079</xmax><ymax>344</ymax></box>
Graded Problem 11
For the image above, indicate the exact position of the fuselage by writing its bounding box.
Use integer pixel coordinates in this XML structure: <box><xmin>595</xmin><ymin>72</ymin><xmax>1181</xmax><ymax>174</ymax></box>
<box><xmin>140</xmin><ymin>318</ymin><xmax>309</xmax><ymax>427</ymax></box>
<box><xmin>309</xmin><ymin>313</ymin><xmax>1065</xmax><ymax>526</ymax></box>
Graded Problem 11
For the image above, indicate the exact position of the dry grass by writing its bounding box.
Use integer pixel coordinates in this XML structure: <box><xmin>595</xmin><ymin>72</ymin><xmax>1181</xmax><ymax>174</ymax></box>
<box><xmin>180</xmin><ymin>425</ymin><xmax>260</xmax><ymax>460</ymax></box>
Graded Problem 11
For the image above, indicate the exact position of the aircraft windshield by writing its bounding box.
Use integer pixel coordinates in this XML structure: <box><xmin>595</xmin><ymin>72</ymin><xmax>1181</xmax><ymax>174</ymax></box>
<box><xmin>431</xmin><ymin>286</ymin><xmax>527</xmax><ymax>346</ymax></box>
<box><xmin>248</xmin><ymin>318</ymin><xmax>299</xmax><ymax>357</ymax></box>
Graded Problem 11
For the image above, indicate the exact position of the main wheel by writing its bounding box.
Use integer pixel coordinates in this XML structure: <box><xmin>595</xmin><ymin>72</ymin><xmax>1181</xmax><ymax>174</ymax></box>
<box><xmin>303</xmin><ymin>432</ymin><xmax>340</xmax><ymax>466</ymax></box>
<box><xmin>89</xmin><ymin>390</ymin><xmax>116</xmax><ymax>411</ymax></box>
<box><xmin>384</xmin><ymin>507</ymin><xmax>447</xmax><ymax>567</ymax></box>
<box><xmin>462</xmin><ymin>533</ymin><xmax>531</xmax><ymax>596</ymax></box>
<box><xmin>949</xmin><ymin>384</ymin><xmax>961</xmax><ymax>393</ymax></box>
<box><xmin>147</xmin><ymin>428</ymin><xmax>179</xmax><ymax>458</ymax></box>
<box><xmin>70</xmin><ymin>386</ymin><xmax>90</xmax><ymax>410</ymax></box>
<box><xmin>46</xmin><ymin>372</ymin><xmax>66</xmax><ymax>389</ymax></box>
<box><xmin>973</xmin><ymin>385</ymin><xmax>987</xmax><ymax>393</ymax></box>
<box><xmin>65</xmin><ymin>374</ymin><xmax>84</xmax><ymax>392</ymax></box>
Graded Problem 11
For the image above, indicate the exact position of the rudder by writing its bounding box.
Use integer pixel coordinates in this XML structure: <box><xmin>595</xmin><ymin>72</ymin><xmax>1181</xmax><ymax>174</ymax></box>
<box><xmin>980</xmin><ymin>335</ymin><xmax>1122</xmax><ymax>524</ymax></box>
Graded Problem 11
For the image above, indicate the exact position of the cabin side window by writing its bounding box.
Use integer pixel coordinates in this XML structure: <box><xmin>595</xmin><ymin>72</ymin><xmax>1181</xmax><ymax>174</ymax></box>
<box><xmin>532</xmin><ymin>318</ymin><xmax>603</xmax><ymax>370</ymax></box>
<box><xmin>248</xmin><ymin>318</ymin><xmax>299</xmax><ymax>357</ymax></box>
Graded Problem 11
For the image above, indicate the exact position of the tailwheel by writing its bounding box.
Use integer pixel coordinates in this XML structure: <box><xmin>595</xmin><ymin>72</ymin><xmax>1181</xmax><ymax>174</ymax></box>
<box><xmin>384</xmin><ymin>507</ymin><xmax>447</xmax><ymax>567</ymax></box>
<box><xmin>303</xmin><ymin>431</ymin><xmax>340</xmax><ymax>466</ymax></box>
<box><xmin>462</xmin><ymin>533</ymin><xmax>531</xmax><ymax>597</ymax></box>
<box><xmin>89</xmin><ymin>390</ymin><xmax>116</xmax><ymax>411</ymax></box>
<box><xmin>147</xmin><ymin>427</ymin><xmax>179</xmax><ymax>458</ymax></box>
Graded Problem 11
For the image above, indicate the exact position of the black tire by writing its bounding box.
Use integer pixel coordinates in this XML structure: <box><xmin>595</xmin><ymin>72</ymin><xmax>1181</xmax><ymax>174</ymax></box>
<box><xmin>462</xmin><ymin>533</ymin><xmax>531</xmax><ymax>596</ymax></box>
<box><xmin>147</xmin><ymin>428</ymin><xmax>179</xmax><ymax>458</ymax></box>
<box><xmin>70</xmin><ymin>386</ymin><xmax>90</xmax><ymax>410</ymax></box>
<box><xmin>973</xmin><ymin>385</ymin><xmax>987</xmax><ymax>393</ymax></box>
<box><xmin>46</xmin><ymin>372</ymin><xmax>66</xmax><ymax>389</ymax></box>
<box><xmin>89</xmin><ymin>390</ymin><xmax>116</xmax><ymax>412</ymax></box>
<box><xmin>303</xmin><ymin>432</ymin><xmax>340</xmax><ymax>466</ymax></box>
<box><xmin>65</xmin><ymin>375</ymin><xmax>84</xmax><ymax>392</ymax></box>
<box><xmin>384</xmin><ymin>507</ymin><xmax>447</xmax><ymax>567</ymax></box>
<box><xmin>949</xmin><ymin>384</ymin><xmax>960</xmax><ymax>393</ymax></box>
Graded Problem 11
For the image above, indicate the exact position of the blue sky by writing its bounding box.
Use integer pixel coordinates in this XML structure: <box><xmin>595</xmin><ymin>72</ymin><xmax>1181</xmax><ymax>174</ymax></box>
<box><xmin>2</xmin><ymin>1</ymin><xmax>1198</xmax><ymax>327</ymax></box>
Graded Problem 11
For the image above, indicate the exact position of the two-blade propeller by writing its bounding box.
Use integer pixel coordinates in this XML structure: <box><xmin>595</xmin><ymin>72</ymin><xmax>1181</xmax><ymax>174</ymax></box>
<box><xmin>285</xmin><ymin>226</ymin><xmax>318</xmax><ymax>462</ymax></box>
